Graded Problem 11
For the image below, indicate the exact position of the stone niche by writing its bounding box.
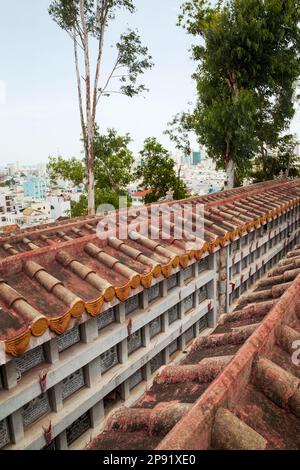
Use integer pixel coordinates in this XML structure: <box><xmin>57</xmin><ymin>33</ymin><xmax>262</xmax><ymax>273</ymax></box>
<box><xmin>97</xmin><ymin>307</ymin><xmax>115</xmax><ymax>331</ymax></box>
<box><xmin>167</xmin><ymin>304</ymin><xmax>179</xmax><ymax>325</ymax></box>
<box><xmin>150</xmin><ymin>351</ymin><xmax>164</xmax><ymax>374</ymax></box>
<box><xmin>127</xmin><ymin>329</ymin><xmax>142</xmax><ymax>355</ymax></box>
<box><xmin>129</xmin><ymin>369</ymin><xmax>143</xmax><ymax>390</ymax></box>
<box><xmin>15</xmin><ymin>345</ymin><xmax>45</xmax><ymax>375</ymax></box>
<box><xmin>22</xmin><ymin>393</ymin><xmax>51</xmax><ymax>428</ymax></box>
<box><xmin>185</xmin><ymin>326</ymin><xmax>194</xmax><ymax>344</ymax></box>
<box><xmin>167</xmin><ymin>273</ymin><xmax>178</xmax><ymax>291</ymax></box>
<box><xmin>66</xmin><ymin>411</ymin><xmax>91</xmax><ymax>446</ymax></box>
<box><xmin>99</xmin><ymin>346</ymin><xmax>119</xmax><ymax>374</ymax></box>
<box><xmin>62</xmin><ymin>368</ymin><xmax>85</xmax><ymax>400</ymax></box>
<box><xmin>125</xmin><ymin>295</ymin><xmax>140</xmax><ymax>315</ymax></box>
<box><xmin>0</xmin><ymin>419</ymin><xmax>10</xmax><ymax>449</ymax></box>
<box><xmin>183</xmin><ymin>265</ymin><xmax>193</xmax><ymax>281</ymax></box>
<box><xmin>169</xmin><ymin>338</ymin><xmax>179</xmax><ymax>356</ymax></box>
<box><xmin>183</xmin><ymin>294</ymin><xmax>194</xmax><ymax>313</ymax></box>
<box><xmin>149</xmin><ymin>316</ymin><xmax>162</xmax><ymax>339</ymax></box>
<box><xmin>198</xmin><ymin>285</ymin><xmax>208</xmax><ymax>304</ymax></box>
<box><xmin>57</xmin><ymin>326</ymin><xmax>80</xmax><ymax>353</ymax></box>
<box><xmin>148</xmin><ymin>284</ymin><xmax>160</xmax><ymax>303</ymax></box>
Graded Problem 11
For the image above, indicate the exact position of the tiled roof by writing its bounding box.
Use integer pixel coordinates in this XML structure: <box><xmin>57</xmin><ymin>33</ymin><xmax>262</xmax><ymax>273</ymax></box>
<box><xmin>88</xmin><ymin>243</ymin><xmax>300</xmax><ymax>451</ymax></box>
<box><xmin>0</xmin><ymin>178</ymin><xmax>300</xmax><ymax>359</ymax></box>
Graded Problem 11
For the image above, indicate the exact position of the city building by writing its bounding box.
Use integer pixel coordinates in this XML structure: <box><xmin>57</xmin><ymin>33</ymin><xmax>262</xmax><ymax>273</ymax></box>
<box><xmin>0</xmin><ymin>179</ymin><xmax>299</xmax><ymax>450</ymax></box>
<box><xmin>24</xmin><ymin>176</ymin><xmax>48</xmax><ymax>200</ymax></box>
<box><xmin>131</xmin><ymin>189</ymin><xmax>151</xmax><ymax>206</ymax></box>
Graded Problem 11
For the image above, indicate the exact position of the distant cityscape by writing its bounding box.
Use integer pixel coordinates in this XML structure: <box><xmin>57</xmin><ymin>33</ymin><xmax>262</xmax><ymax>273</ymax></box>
<box><xmin>0</xmin><ymin>148</ymin><xmax>226</xmax><ymax>234</ymax></box>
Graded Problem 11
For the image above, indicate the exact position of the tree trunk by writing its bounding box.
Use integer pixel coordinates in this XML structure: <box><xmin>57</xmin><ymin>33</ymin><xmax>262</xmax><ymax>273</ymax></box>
<box><xmin>226</xmin><ymin>159</ymin><xmax>235</xmax><ymax>189</ymax></box>
<box><xmin>80</xmin><ymin>0</ymin><xmax>95</xmax><ymax>215</ymax></box>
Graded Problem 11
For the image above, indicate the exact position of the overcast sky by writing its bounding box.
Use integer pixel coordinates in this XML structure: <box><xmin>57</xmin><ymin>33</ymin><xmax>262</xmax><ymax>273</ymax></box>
<box><xmin>0</xmin><ymin>0</ymin><xmax>300</xmax><ymax>165</ymax></box>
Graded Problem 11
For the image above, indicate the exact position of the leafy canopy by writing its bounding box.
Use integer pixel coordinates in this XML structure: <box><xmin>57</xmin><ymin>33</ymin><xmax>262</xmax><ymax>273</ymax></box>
<box><xmin>135</xmin><ymin>137</ymin><xmax>189</xmax><ymax>203</ymax></box>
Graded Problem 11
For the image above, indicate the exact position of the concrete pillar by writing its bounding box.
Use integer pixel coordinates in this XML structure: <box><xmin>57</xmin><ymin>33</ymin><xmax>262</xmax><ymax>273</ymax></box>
<box><xmin>194</xmin><ymin>289</ymin><xmax>199</xmax><ymax>308</ymax></box>
<box><xmin>84</xmin><ymin>357</ymin><xmax>100</xmax><ymax>387</ymax></box>
<box><xmin>178</xmin><ymin>334</ymin><xmax>186</xmax><ymax>351</ymax></box>
<box><xmin>142</xmin><ymin>363</ymin><xmax>151</xmax><ymax>382</ymax></box>
<box><xmin>140</xmin><ymin>290</ymin><xmax>149</xmax><ymax>310</ymax></box>
<box><xmin>48</xmin><ymin>382</ymin><xmax>63</xmax><ymax>412</ymax></box>
<box><xmin>193</xmin><ymin>321</ymin><xmax>200</xmax><ymax>338</ymax></box>
<box><xmin>80</xmin><ymin>318</ymin><xmax>98</xmax><ymax>344</ymax></box>
<box><xmin>193</xmin><ymin>261</ymin><xmax>199</xmax><ymax>278</ymax></box>
<box><xmin>160</xmin><ymin>279</ymin><xmax>168</xmax><ymax>298</ymax></box>
<box><xmin>178</xmin><ymin>301</ymin><xmax>184</xmax><ymax>320</ymax></box>
<box><xmin>178</xmin><ymin>270</ymin><xmax>185</xmax><ymax>288</ymax></box>
<box><xmin>163</xmin><ymin>346</ymin><xmax>170</xmax><ymax>365</ymax></box>
<box><xmin>90</xmin><ymin>400</ymin><xmax>104</xmax><ymax>428</ymax></box>
<box><xmin>118</xmin><ymin>339</ymin><xmax>128</xmax><ymax>364</ymax></box>
<box><xmin>44</xmin><ymin>338</ymin><xmax>59</xmax><ymax>364</ymax></box>
<box><xmin>120</xmin><ymin>380</ymin><xmax>130</xmax><ymax>401</ymax></box>
<box><xmin>56</xmin><ymin>430</ymin><xmax>68</xmax><ymax>450</ymax></box>
<box><xmin>2</xmin><ymin>360</ymin><xmax>18</xmax><ymax>389</ymax></box>
<box><xmin>9</xmin><ymin>410</ymin><xmax>24</xmax><ymax>444</ymax></box>
<box><xmin>142</xmin><ymin>324</ymin><xmax>150</xmax><ymax>347</ymax></box>
<box><xmin>116</xmin><ymin>303</ymin><xmax>126</xmax><ymax>323</ymax></box>
<box><xmin>161</xmin><ymin>312</ymin><xmax>168</xmax><ymax>333</ymax></box>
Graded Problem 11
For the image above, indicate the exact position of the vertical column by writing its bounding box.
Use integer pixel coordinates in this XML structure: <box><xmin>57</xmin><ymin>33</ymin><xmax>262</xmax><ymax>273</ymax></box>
<box><xmin>90</xmin><ymin>400</ymin><xmax>104</xmax><ymax>428</ymax></box>
<box><xmin>9</xmin><ymin>410</ymin><xmax>24</xmax><ymax>444</ymax></box>
<box><xmin>56</xmin><ymin>430</ymin><xmax>68</xmax><ymax>450</ymax></box>
<box><xmin>142</xmin><ymin>363</ymin><xmax>152</xmax><ymax>382</ymax></box>
<box><xmin>163</xmin><ymin>346</ymin><xmax>170</xmax><ymax>365</ymax></box>
<box><xmin>142</xmin><ymin>324</ymin><xmax>150</xmax><ymax>347</ymax></box>
<box><xmin>80</xmin><ymin>318</ymin><xmax>98</xmax><ymax>344</ymax></box>
<box><xmin>116</xmin><ymin>303</ymin><xmax>126</xmax><ymax>323</ymax></box>
<box><xmin>44</xmin><ymin>338</ymin><xmax>59</xmax><ymax>364</ymax></box>
<box><xmin>2</xmin><ymin>360</ymin><xmax>18</xmax><ymax>389</ymax></box>
<box><xmin>84</xmin><ymin>356</ymin><xmax>101</xmax><ymax>387</ymax></box>
<box><xmin>160</xmin><ymin>279</ymin><xmax>168</xmax><ymax>298</ymax></box>
<box><xmin>48</xmin><ymin>382</ymin><xmax>63</xmax><ymax>412</ymax></box>
<box><xmin>140</xmin><ymin>290</ymin><xmax>149</xmax><ymax>310</ymax></box>
<box><xmin>118</xmin><ymin>339</ymin><xmax>128</xmax><ymax>364</ymax></box>
<box><xmin>161</xmin><ymin>311</ymin><xmax>168</xmax><ymax>333</ymax></box>
<box><xmin>120</xmin><ymin>380</ymin><xmax>130</xmax><ymax>401</ymax></box>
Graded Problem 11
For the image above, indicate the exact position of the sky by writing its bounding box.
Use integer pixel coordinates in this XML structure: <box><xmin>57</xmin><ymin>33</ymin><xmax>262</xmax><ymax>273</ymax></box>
<box><xmin>1</xmin><ymin>1</ymin><xmax>300</xmax><ymax>166</ymax></box>
<box><xmin>0</xmin><ymin>0</ymin><xmax>198</xmax><ymax>165</ymax></box>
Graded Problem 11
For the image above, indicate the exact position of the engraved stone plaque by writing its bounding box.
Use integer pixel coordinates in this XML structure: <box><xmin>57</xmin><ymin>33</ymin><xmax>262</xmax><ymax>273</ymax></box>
<box><xmin>183</xmin><ymin>265</ymin><xmax>193</xmax><ymax>281</ymax></box>
<box><xmin>66</xmin><ymin>411</ymin><xmax>91</xmax><ymax>446</ymax></box>
<box><xmin>167</xmin><ymin>305</ymin><xmax>179</xmax><ymax>325</ymax></box>
<box><xmin>15</xmin><ymin>345</ymin><xmax>45</xmax><ymax>375</ymax></box>
<box><xmin>100</xmin><ymin>346</ymin><xmax>118</xmax><ymax>373</ymax></box>
<box><xmin>57</xmin><ymin>326</ymin><xmax>80</xmax><ymax>352</ymax></box>
<box><xmin>150</xmin><ymin>351</ymin><xmax>164</xmax><ymax>374</ymax></box>
<box><xmin>62</xmin><ymin>368</ymin><xmax>85</xmax><ymax>400</ymax></box>
<box><xmin>198</xmin><ymin>314</ymin><xmax>208</xmax><ymax>333</ymax></box>
<box><xmin>183</xmin><ymin>294</ymin><xmax>194</xmax><ymax>313</ymax></box>
<box><xmin>125</xmin><ymin>295</ymin><xmax>139</xmax><ymax>315</ymax></box>
<box><xmin>148</xmin><ymin>284</ymin><xmax>159</xmax><ymax>302</ymax></box>
<box><xmin>198</xmin><ymin>285</ymin><xmax>208</xmax><ymax>304</ymax></box>
<box><xmin>149</xmin><ymin>317</ymin><xmax>162</xmax><ymax>339</ymax></box>
<box><xmin>167</xmin><ymin>273</ymin><xmax>177</xmax><ymax>291</ymax></box>
<box><xmin>127</xmin><ymin>329</ymin><xmax>142</xmax><ymax>355</ymax></box>
<box><xmin>129</xmin><ymin>369</ymin><xmax>143</xmax><ymax>390</ymax></box>
<box><xmin>185</xmin><ymin>326</ymin><xmax>194</xmax><ymax>344</ymax></box>
<box><xmin>22</xmin><ymin>393</ymin><xmax>50</xmax><ymax>428</ymax></box>
<box><xmin>0</xmin><ymin>419</ymin><xmax>10</xmax><ymax>449</ymax></box>
<box><xmin>169</xmin><ymin>339</ymin><xmax>178</xmax><ymax>356</ymax></box>
<box><xmin>97</xmin><ymin>307</ymin><xmax>115</xmax><ymax>330</ymax></box>
<box><xmin>198</xmin><ymin>258</ymin><xmax>209</xmax><ymax>273</ymax></box>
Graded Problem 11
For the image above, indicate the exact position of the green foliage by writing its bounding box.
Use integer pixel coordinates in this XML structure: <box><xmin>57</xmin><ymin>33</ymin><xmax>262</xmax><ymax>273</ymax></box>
<box><xmin>48</xmin><ymin>128</ymin><xmax>134</xmax><ymax>216</ymax></box>
<box><xmin>135</xmin><ymin>137</ymin><xmax>189</xmax><ymax>203</ymax></box>
<box><xmin>47</xmin><ymin>156</ymin><xmax>85</xmax><ymax>186</ymax></box>
<box><xmin>164</xmin><ymin>112</ymin><xmax>193</xmax><ymax>158</ymax></box>
<box><xmin>249</xmin><ymin>134</ymin><xmax>300</xmax><ymax>183</ymax></box>
<box><xmin>179</xmin><ymin>0</ymin><xmax>300</xmax><ymax>185</ymax></box>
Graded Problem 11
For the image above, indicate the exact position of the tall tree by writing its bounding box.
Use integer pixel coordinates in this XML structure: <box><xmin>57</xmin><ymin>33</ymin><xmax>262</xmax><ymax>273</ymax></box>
<box><xmin>48</xmin><ymin>127</ymin><xmax>134</xmax><ymax>215</ymax></box>
<box><xmin>49</xmin><ymin>0</ymin><xmax>153</xmax><ymax>214</ymax></box>
<box><xmin>249</xmin><ymin>134</ymin><xmax>300</xmax><ymax>183</ymax></box>
<box><xmin>135</xmin><ymin>137</ymin><xmax>189</xmax><ymax>203</ymax></box>
<box><xmin>179</xmin><ymin>0</ymin><xmax>300</xmax><ymax>187</ymax></box>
